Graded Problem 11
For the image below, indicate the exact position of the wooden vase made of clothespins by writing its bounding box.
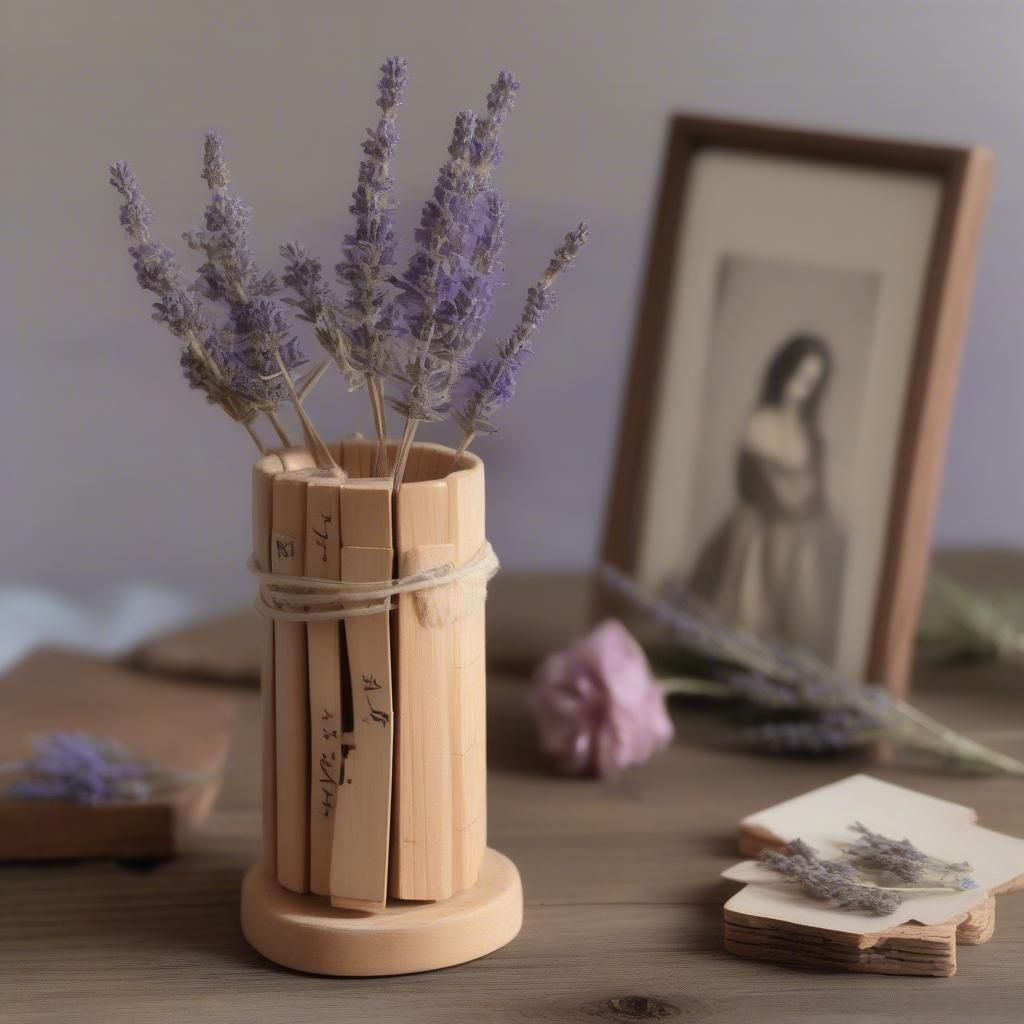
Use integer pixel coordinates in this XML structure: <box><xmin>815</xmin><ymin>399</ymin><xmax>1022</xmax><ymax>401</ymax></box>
<box><xmin>241</xmin><ymin>437</ymin><xmax>522</xmax><ymax>977</ymax></box>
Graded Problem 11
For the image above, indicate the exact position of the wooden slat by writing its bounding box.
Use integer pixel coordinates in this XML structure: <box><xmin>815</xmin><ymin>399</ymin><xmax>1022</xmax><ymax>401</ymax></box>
<box><xmin>271</xmin><ymin>467</ymin><xmax>313</xmax><ymax>894</ymax></box>
<box><xmin>391</xmin><ymin>477</ymin><xmax>455</xmax><ymax>900</ymax></box>
<box><xmin>303</xmin><ymin>471</ymin><xmax>343</xmax><ymax>895</ymax></box>
<box><xmin>251</xmin><ymin>453</ymin><xmax>284</xmax><ymax>875</ymax></box>
<box><xmin>447</xmin><ymin>455</ymin><xmax>487</xmax><ymax>890</ymax></box>
<box><xmin>330</xmin><ymin>478</ymin><xmax>395</xmax><ymax>911</ymax></box>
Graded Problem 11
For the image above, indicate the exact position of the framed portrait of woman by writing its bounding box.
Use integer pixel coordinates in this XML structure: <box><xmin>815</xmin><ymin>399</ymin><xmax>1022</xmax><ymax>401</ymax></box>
<box><xmin>603</xmin><ymin>115</ymin><xmax>992</xmax><ymax>694</ymax></box>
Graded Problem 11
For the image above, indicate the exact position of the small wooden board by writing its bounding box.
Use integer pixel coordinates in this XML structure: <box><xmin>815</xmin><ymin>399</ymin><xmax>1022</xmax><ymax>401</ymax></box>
<box><xmin>724</xmin><ymin>775</ymin><xmax>1024</xmax><ymax>977</ymax></box>
<box><xmin>0</xmin><ymin>648</ymin><xmax>235</xmax><ymax>861</ymax></box>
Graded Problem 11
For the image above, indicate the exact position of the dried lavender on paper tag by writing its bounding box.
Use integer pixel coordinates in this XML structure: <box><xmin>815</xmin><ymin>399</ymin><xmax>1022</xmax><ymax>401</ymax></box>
<box><xmin>723</xmin><ymin>776</ymin><xmax>1024</xmax><ymax>936</ymax></box>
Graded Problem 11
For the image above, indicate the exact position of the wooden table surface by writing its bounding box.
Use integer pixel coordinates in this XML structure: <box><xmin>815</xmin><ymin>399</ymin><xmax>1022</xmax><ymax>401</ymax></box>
<box><xmin>4</xmin><ymin>571</ymin><xmax>1024</xmax><ymax>1022</ymax></box>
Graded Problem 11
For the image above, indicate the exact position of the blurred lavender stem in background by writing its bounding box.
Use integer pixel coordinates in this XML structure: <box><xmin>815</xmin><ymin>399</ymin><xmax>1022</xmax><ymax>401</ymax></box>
<box><xmin>602</xmin><ymin>563</ymin><xmax>1024</xmax><ymax>775</ymax></box>
<box><xmin>919</xmin><ymin>570</ymin><xmax>1024</xmax><ymax>666</ymax></box>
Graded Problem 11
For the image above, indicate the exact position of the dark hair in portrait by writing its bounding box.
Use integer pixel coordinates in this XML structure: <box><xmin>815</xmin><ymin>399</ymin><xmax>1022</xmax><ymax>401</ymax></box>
<box><xmin>759</xmin><ymin>332</ymin><xmax>832</xmax><ymax>460</ymax></box>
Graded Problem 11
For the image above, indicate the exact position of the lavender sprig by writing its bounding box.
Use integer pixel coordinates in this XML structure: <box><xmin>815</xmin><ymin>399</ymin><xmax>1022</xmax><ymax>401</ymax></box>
<box><xmin>1</xmin><ymin>732</ymin><xmax>204</xmax><ymax>806</ymax></box>
<box><xmin>845</xmin><ymin>823</ymin><xmax>976</xmax><ymax>889</ymax></box>
<box><xmin>454</xmin><ymin>223</ymin><xmax>589</xmax><ymax>458</ymax></box>
<box><xmin>334</xmin><ymin>56</ymin><xmax>409</xmax><ymax>471</ymax></box>
<box><xmin>187</xmin><ymin>133</ymin><xmax>338</xmax><ymax>471</ymax></box>
<box><xmin>109</xmin><ymin>62</ymin><xmax>592</xmax><ymax>476</ymax></box>
<box><xmin>279</xmin><ymin>241</ymin><xmax>360</xmax><ymax>387</ymax></box>
<box><xmin>758</xmin><ymin>828</ymin><xmax>977</xmax><ymax>916</ymax></box>
<box><xmin>108</xmin><ymin>161</ymin><xmax>269</xmax><ymax>451</ymax></box>
<box><xmin>760</xmin><ymin>839</ymin><xmax>902</xmax><ymax>915</ymax></box>
<box><xmin>469</xmin><ymin>70</ymin><xmax>519</xmax><ymax>179</ymax></box>
<box><xmin>389</xmin><ymin>70</ymin><xmax>520</xmax><ymax>486</ymax></box>
<box><xmin>392</xmin><ymin>109</ymin><xmax>483</xmax><ymax>425</ymax></box>
<box><xmin>185</xmin><ymin>132</ymin><xmax>278</xmax><ymax>306</ymax></box>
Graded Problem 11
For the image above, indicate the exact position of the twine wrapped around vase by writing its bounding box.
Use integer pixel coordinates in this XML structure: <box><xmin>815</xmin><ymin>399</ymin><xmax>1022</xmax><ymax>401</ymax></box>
<box><xmin>249</xmin><ymin>541</ymin><xmax>499</xmax><ymax>628</ymax></box>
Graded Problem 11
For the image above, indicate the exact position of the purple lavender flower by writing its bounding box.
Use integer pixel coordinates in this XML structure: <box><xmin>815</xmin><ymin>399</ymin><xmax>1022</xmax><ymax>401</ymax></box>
<box><xmin>185</xmin><ymin>132</ymin><xmax>277</xmax><ymax>306</ymax></box>
<box><xmin>8</xmin><ymin>733</ymin><xmax>152</xmax><ymax>806</ymax></box>
<box><xmin>110</xmin><ymin>163</ymin><xmax>179</xmax><ymax>299</ymax></box>
<box><xmin>333</xmin><ymin>57</ymin><xmax>409</xmax><ymax>386</ymax></box>
<box><xmin>469</xmin><ymin>69</ymin><xmax>519</xmax><ymax>177</ymax></box>
<box><xmin>741</xmin><ymin>709</ymin><xmax>877</xmax><ymax>754</ymax></box>
<box><xmin>152</xmin><ymin>287</ymin><xmax>211</xmax><ymax>340</ymax></box>
<box><xmin>280</xmin><ymin>241</ymin><xmax>332</xmax><ymax>324</ymax></box>
<box><xmin>455</xmin><ymin>222</ymin><xmax>588</xmax><ymax>442</ymax></box>
<box><xmin>222</xmin><ymin>297</ymin><xmax>307</xmax><ymax>406</ymax></box>
<box><xmin>109</xmin><ymin>161</ymin><xmax>154</xmax><ymax>243</ymax></box>
<box><xmin>760</xmin><ymin>839</ymin><xmax>902</xmax><ymax>915</ymax></box>
<box><xmin>391</xmin><ymin>71</ymin><xmax>521</xmax><ymax>428</ymax></box>
<box><xmin>185</xmin><ymin>189</ymin><xmax>276</xmax><ymax>305</ymax></box>
<box><xmin>184</xmin><ymin>133</ymin><xmax>310</xmax><ymax>410</ymax></box>
<box><xmin>846</xmin><ymin>823</ymin><xmax>976</xmax><ymax>889</ymax></box>
<box><xmin>109</xmin><ymin>160</ymin><xmax>263</xmax><ymax>426</ymax></box>
<box><xmin>201</xmin><ymin>130</ymin><xmax>231</xmax><ymax>190</ymax></box>
<box><xmin>391</xmin><ymin>110</ymin><xmax>482</xmax><ymax>422</ymax></box>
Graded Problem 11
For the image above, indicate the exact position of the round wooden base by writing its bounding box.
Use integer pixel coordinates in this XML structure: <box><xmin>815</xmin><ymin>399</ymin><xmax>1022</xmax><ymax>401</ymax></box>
<box><xmin>241</xmin><ymin>848</ymin><xmax>523</xmax><ymax>976</ymax></box>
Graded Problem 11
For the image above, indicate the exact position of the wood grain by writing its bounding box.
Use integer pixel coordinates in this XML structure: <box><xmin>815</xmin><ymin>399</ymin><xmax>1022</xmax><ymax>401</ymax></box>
<box><xmin>271</xmin><ymin>467</ymin><xmax>313</xmax><ymax>893</ymax></box>
<box><xmin>5</xmin><ymin>563</ymin><xmax>1024</xmax><ymax>1021</ymax></box>
<box><xmin>447</xmin><ymin>454</ymin><xmax>487</xmax><ymax>891</ymax></box>
<box><xmin>4</xmin><ymin>656</ymin><xmax>1024</xmax><ymax>1021</ymax></box>
<box><xmin>252</xmin><ymin>452</ymin><xmax>283</xmax><ymax>876</ymax></box>
<box><xmin>304</xmin><ymin>471</ymin><xmax>343</xmax><ymax>896</ymax></box>
<box><xmin>246</xmin><ymin>848</ymin><xmax>520</xmax><ymax>975</ymax></box>
<box><xmin>868</xmin><ymin>147</ymin><xmax>994</xmax><ymax>694</ymax></box>
<box><xmin>392</xmin><ymin>471</ymin><xmax>455</xmax><ymax>900</ymax></box>
<box><xmin>330</xmin><ymin>478</ymin><xmax>395</xmax><ymax>911</ymax></box>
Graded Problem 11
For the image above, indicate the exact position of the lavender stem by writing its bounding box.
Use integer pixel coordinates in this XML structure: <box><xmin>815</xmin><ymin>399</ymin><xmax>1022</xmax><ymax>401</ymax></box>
<box><xmin>243</xmin><ymin>421</ymin><xmax>268</xmax><ymax>454</ymax></box>
<box><xmin>392</xmin><ymin>418</ymin><xmax>418</xmax><ymax>490</ymax></box>
<box><xmin>271</xmin><ymin>348</ymin><xmax>340</xmax><ymax>473</ymax></box>
<box><xmin>296</xmin><ymin>359</ymin><xmax>330</xmax><ymax>401</ymax></box>
<box><xmin>891</xmin><ymin>698</ymin><xmax>1024</xmax><ymax>774</ymax></box>
<box><xmin>659</xmin><ymin>676</ymin><xmax>738</xmax><ymax>699</ymax></box>
<box><xmin>369</xmin><ymin>376</ymin><xmax>389</xmax><ymax>475</ymax></box>
<box><xmin>451</xmin><ymin>430</ymin><xmax>475</xmax><ymax>467</ymax></box>
<box><xmin>265</xmin><ymin>408</ymin><xmax>293</xmax><ymax>448</ymax></box>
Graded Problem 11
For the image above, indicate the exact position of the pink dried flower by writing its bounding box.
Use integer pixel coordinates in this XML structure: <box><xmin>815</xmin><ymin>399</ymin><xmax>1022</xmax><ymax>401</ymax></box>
<box><xmin>530</xmin><ymin>619</ymin><xmax>674</xmax><ymax>778</ymax></box>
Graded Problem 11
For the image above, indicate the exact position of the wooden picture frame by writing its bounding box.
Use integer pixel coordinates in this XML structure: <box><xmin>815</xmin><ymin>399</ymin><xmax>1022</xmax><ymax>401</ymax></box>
<box><xmin>602</xmin><ymin>115</ymin><xmax>992</xmax><ymax>694</ymax></box>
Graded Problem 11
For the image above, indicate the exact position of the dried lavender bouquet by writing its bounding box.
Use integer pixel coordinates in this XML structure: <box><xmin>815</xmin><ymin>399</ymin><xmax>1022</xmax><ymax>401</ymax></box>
<box><xmin>109</xmin><ymin>58</ymin><xmax>588</xmax><ymax>482</ymax></box>
<box><xmin>602</xmin><ymin>564</ymin><xmax>1024</xmax><ymax>775</ymax></box>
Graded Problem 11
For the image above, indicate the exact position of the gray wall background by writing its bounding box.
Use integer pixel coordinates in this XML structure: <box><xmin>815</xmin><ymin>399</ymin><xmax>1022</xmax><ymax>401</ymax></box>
<box><xmin>3</xmin><ymin>0</ymin><xmax>1022</xmax><ymax>612</ymax></box>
